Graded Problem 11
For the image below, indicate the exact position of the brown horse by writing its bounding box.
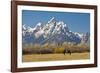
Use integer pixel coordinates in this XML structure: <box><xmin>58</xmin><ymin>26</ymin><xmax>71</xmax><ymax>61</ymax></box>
<box><xmin>63</xmin><ymin>49</ymin><xmax>71</xmax><ymax>55</ymax></box>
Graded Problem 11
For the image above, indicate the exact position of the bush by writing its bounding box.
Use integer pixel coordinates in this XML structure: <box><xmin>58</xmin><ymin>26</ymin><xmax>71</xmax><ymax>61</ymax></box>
<box><xmin>53</xmin><ymin>47</ymin><xmax>64</xmax><ymax>53</ymax></box>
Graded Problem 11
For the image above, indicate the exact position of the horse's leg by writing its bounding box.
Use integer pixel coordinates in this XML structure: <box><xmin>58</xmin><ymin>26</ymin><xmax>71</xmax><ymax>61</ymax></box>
<box><xmin>70</xmin><ymin>52</ymin><xmax>71</xmax><ymax>55</ymax></box>
<box><xmin>64</xmin><ymin>52</ymin><xmax>65</xmax><ymax>55</ymax></box>
<box><xmin>69</xmin><ymin>51</ymin><xmax>71</xmax><ymax>55</ymax></box>
<box><xmin>64</xmin><ymin>50</ymin><xmax>65</xmax><ymax>55</ymax></box>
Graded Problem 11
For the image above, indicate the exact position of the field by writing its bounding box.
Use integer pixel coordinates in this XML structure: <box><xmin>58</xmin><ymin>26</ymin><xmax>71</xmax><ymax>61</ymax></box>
<box><xmin>22</xmin><ymin>43</ymin><xmax>90</xmax><ymax>62</ymax></box>
<box><xmin>22</xmin><ymin>52</ymin><xmax>90</xmax><ymax>62</ymax></box>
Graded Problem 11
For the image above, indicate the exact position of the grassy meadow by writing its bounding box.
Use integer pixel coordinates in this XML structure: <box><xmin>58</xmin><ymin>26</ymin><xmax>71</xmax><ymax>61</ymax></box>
<box><xmin>22</xmin><ymin>52</ymin><xmax>90</xmax><ymax>62</ymax></box>
<box><xmin>22</xmin><ymin>43</ymin><xmax>90</xmax><ymax>62</ymax></box>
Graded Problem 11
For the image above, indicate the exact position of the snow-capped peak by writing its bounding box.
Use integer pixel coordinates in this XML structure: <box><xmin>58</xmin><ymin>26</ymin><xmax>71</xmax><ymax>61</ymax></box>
<box><xmin>22</xmin><ymin>24</ymin><xmax>29</xmax><ymax>36</ymax></box>
<box><xmin>22</xmin><ymin>24</ymin><xmax>27</xmax><ymax>30</ymax></box>
<box><xmin>36</xmin><ymin>22</ymin><xmax>42</xmax><ymax>26</ymax></box>
<box><xmin>33</xmin><ymin>22</ymin><xmax>42</xmax><ymax>32</ymax></box>
<box><xmin>27</xmin><ymin>26</ymin><xmax>35</xmax><ymax>33</ymax></box>
<box><xmin>74</xmin><ymin>32</ymin><xmax>83</xmax><ymax>38</ymax></box>
<box><xmin>48</xmin><ymin>17</ymin><xmax>55</xmax><ymax>24</ymax></box>
<box><xmin>35</xmin><ymin>22</ymin><xmax>42</xmax><ymax>28</ymax></box>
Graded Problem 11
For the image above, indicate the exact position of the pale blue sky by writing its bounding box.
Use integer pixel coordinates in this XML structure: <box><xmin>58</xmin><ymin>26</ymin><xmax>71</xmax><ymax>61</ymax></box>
<box><xmin>22</xmin><ymin>10</ymin><xmax>90</xmax><ymax>33</ymax></box>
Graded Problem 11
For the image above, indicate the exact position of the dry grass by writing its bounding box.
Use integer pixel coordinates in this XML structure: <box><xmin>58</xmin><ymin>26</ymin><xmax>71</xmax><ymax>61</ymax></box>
<box><xmin>22</xmin><ymin>52</ymin><xmax>90</xmax><ymax>62</ymax></box>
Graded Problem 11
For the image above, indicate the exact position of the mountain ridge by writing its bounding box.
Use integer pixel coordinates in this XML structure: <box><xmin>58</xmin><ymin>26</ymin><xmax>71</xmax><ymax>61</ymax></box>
<box><xmin>22</xmin><ymin>17</ymin><xmax>89</xmax><ymax>45</ymax></box>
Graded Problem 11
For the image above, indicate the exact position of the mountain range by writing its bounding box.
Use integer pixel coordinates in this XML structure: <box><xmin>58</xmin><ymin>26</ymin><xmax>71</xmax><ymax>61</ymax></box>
<box><xmin>22</xmin><ymin>17</ymin><xmax>89</xmax><ymax>45</ymax></box>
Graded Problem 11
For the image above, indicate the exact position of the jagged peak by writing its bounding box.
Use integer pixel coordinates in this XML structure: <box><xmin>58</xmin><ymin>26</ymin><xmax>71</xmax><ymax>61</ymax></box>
<box><xmin>48</xmin><ymin>17</ymin><xmax>55</xmax><ymax>24</ymax></box>
<box><xmin>36</xmin><ymin>22</ymin><xmax>42</xmax><ymax>26</ymax></box>
<box><xmin>22</xmin><ymin>24</ymin><xmax>27</xmax><ymax>30</ymax></box>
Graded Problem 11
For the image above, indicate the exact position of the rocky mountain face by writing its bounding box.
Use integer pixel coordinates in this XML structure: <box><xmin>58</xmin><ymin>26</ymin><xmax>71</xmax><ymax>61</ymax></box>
<box><xmin>22</xmin><ymin>17</ymin><xmax>89</xmax><ymax>45</ymax></box>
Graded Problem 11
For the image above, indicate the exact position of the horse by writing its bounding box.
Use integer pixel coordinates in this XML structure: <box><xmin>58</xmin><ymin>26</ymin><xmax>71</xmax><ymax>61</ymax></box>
<box><xmin>63</xmin><ymin>49</ymin><xmax>71</xmax><ymax>55</ymax></box>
